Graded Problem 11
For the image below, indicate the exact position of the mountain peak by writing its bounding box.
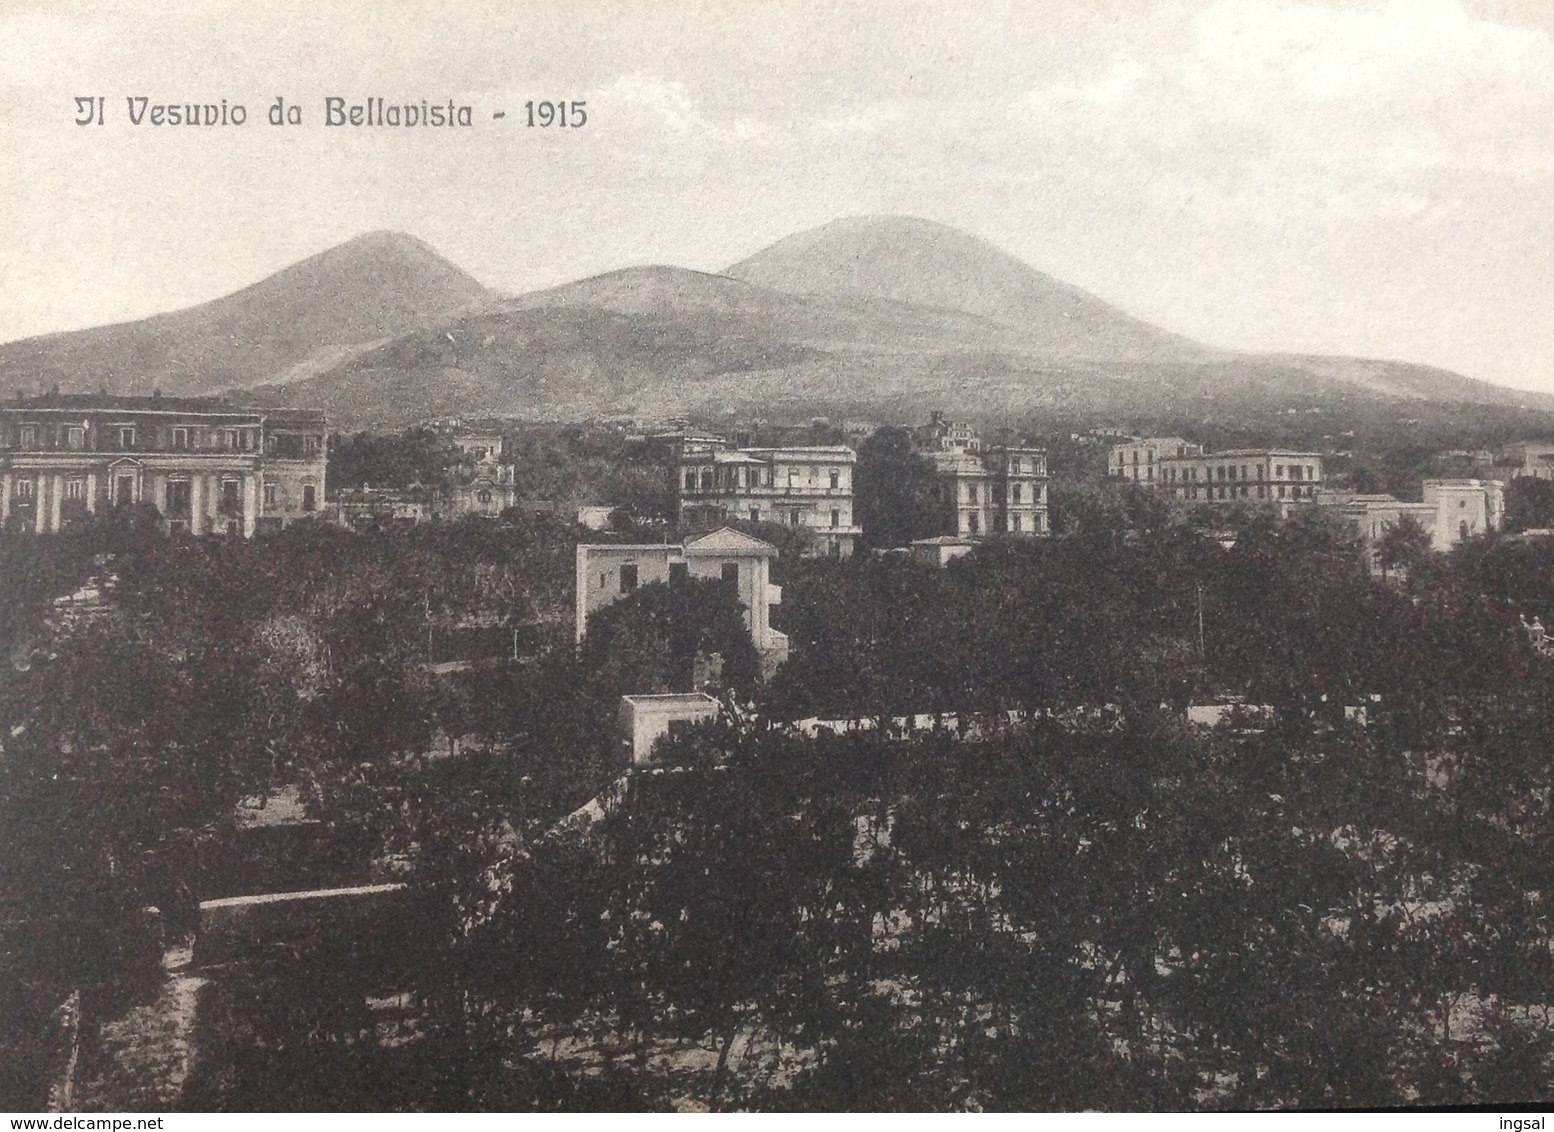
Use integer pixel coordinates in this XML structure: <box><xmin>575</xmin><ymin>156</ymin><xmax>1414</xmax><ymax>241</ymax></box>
<box><xmin>726</xmin><ymin>215</ymin><xmax>1209</xmax><ymax>362</ymax></box>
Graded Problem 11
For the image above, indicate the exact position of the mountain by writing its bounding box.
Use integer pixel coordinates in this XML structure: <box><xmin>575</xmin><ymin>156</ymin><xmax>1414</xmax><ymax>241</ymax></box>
<box><xmin>0</xmin><ymin>231</ymin><xmax>491</xmax><ymax>398</ymax></box>
<box><xmin>6</xmin><ymin>218</ymin><xmax>1551</xmax><ymax>428</ymax></box>
<box><xmin>724</xmin><ymin>215</ymin><xmax>1213</xmax><ymax>362</ymax></box>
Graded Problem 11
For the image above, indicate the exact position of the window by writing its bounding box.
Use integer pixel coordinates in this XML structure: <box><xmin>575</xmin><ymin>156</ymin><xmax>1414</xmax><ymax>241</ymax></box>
<box><xmin>115</xmin><ymin>476</ymin><xmax>134</xmax><ymax>505</ymax></box>
<box><xmin>790</xmin><ymin>509</ymin><xmax>800</xmax><ymax>527</ymax></box>
<box><xmin>1278</xmin><ymin>485</ymin><xmax>1287</xmax><ymax>498</ymax></box>
<box><xmin>1276</xmin><ymin>465</ymin><xmax>1285</xmax><ymax>478</ymax></box>
<box><xmin>19</xmin><ymin>425</ymin><xmax>36</xmax><ymax>449</ymax></box>
<box><xmin>65</xmin><ymin>479</ymin><xmax>83</xmax><ymax>501</ymax></box>
<box><xmin>222</xmin><ymin>480</ymin><xmax>241</xmax><ymax>513</ymax></box>
<box><xmin>262</xmin><ymin>481</ymin><xmax>277</xmax><ymax>509</ymax></box>
<box><xmin>829</xmin><ymin>469</ymin><xmax>840</xmax><ymax>490</ymax></box>
<box><xmin>1460</xmin><ymin>521</ymin><xmax>1469</xmax><ymax>541</ymax></box>
<box><xmin>669</xmin><ymin>562</ymin><xmax>689</xmax><ymax>585</ymax></box>
<box><xmin>701</xmin><ymin>470</ymin><xmax>714</xmax><ymax>491</ymax></box>
<box><xmin>478</xmin><ymin>489</ymin><xmax>492</xmax><ymax>504</ymax></box>
<box><xmin>118</xmin><ymin>427</ymin><xmax>135</xmax><ymax>450</ymax></box>
<box><xmin>1012</xmin><ymin>515</ymin><xmax>1022</xmax><ymax>532</ymax></box>
<box><xmin>968</xmin><ymin>512</ymin><xmax>980</xmax><ymax>535</ymax></box>
<box><xmin>303</xmin><ymin>435</ymin><xmax>320</xmax><ymax>456</ymax></box>
<box><xmin>66</xmin><ymin>427</ymin><xmax>84</xmax><ymax>450</ymax></box>
<box><xmin>750</xmin><ymin>507</ymin><xmax>761</xmax><ymax>524</ymax></box>
<box><xmin>172</xmin><ymin>427</ymin><xmax>190</xmax><ymax>450</ymax></box>
<box><xmin>166</xmin><ymin>480</ymin><xmax>192</xmax><ymax>515</ymax></box>
<box><xmin>721</xmin><ymin>562</ymin><xmax>739</xmax><ymax>584</ymax></box>
<box><xmin>830</xmin><ymin>509</ymin><xmax>840</xmax><ymax>528</ymax></box>
<box><xmin>15</xmin><ymin>478</ymin><xmax>34</xmax><ymax>501</ymax></box>
<box><xmin>302</xmin><ymin>484</ymin><xmax>316</xmax><ymax>512</ymax></box>
<box><xmin>968</xmin><ymin>484</ymin><xmax>978</xmax><ymax>504</ymax></box>
<box><xmin>684</xmin><ymin>469</ymin><xmax>697</xmax><ymax>490</ymax></box>
<box><xmin>620</xmin><ymin>564</ymin><xmax>639</xmax><ymax>592</ymax></box>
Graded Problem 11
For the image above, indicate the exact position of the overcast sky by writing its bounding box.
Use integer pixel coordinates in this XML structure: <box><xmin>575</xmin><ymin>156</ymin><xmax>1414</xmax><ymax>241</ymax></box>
<box><xmin>2</xmin><ymin>0</ymin><xmax>1551</xmax><ymax>393</ymax></box>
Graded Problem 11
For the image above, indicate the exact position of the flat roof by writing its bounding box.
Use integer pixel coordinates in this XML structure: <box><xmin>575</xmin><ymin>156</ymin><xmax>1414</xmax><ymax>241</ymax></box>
<box><xmin>621</xmin><ymin>692</ymin><xmax>720</xmax><ymax>708</ymax></box>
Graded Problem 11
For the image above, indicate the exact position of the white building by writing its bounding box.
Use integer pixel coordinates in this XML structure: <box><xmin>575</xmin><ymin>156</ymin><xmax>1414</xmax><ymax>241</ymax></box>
<box><xmin>930</xmin><ymin>446</ymin><xmax>1049</xmax><ymax>537</ymax></box>
<box><xmin>677</xmin><ymin>444</ymin><xmax>860</xmax><ymax>557</ymax></box>
<box><xmin>618</xmin><ymin>692</ymin><xmax>720</xmax><ymax>764</ymax></box>
<box><xmin>575</xmin><ymin>527</ymin><xmax>789</xmax><ymax>676</ymax></box>
<box><xmin>1320</xmin><ymin>478</ymin><xmax>1505</xmax><ymax>567</ymax></box>
<box><xmin>918</xmin><ymin>416</ymin><xmax>1049</xmax><ymax>538</ymax></box>
<box><xmin>1157</xmin><ymin>449</ymin><xmax>1325</xmax><ymax>505</ymax></box>
<box><xmin>1108</xmin><ymin>437</ymin><xmax>1203</xmax><ymax>484</ymax></box>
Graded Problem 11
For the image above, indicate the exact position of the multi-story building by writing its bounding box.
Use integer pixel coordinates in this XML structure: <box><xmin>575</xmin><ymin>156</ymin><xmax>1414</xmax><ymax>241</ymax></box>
<box><xmin>0</xmin><ymin>393</ymin><xmax>326</xmax><ymax>536</ymax></box>
<box><xmin>917</xmin><ymin>416</ymin><xmax>1048</xmax><ymax>538</ymax></box>
<box><xmin>1108</xmin><ymin>437</ymin><xmax>1203</xmax><ymax>484</ymax></box>
<box><xmin>676</xmin><ymin>443</ymin><xmax>860</xmax><ymax>558</ymax></box>
<box><xmin>916</xmin><ymin>411</ymin><xmax>982</xmax><ymax>454</ymax></box>
<box><xmin>1156</xmin><ymin>449</ymin><xmax>1324</xmax><ymax>505</ymax></box>
<box><xmin>930</xmin><ymin>446</ymin><xmax>1049</xmax><ymax>537</ymax></box>
<box><xmin>576</xmin><ymin>527</ymin><xmax>789</xmax><ymax>677</ymax></box>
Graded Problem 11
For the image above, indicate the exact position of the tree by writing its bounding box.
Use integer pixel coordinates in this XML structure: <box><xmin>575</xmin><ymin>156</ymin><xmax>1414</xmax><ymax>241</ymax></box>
<box><xmin>1505</xmin><ymin>476</ymin><xmax>1554</xmax><ymax>533</ymax></box>
<box><xmin>854</xmin><ymin>427</ymin><xmax>942</xmax><ymax>549</ymax></box>
<box><xmin>1377</xmin><ymin>514</ymin><xmax>1433</xmax><ymax>580</ymax></box>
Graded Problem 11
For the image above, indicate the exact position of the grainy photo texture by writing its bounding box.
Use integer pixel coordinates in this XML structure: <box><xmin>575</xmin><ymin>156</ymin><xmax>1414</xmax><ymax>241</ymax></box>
<box><xmin>2</xmin><ymin>0</ymin><xmax>1554</xmax><ymax>1114</ymax></box>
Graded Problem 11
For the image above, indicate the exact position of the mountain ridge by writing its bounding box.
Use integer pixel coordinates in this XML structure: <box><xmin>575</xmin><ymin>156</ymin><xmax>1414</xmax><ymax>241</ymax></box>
<box><xmin>5</xmin><ymin>218</ymin><xmax>1550</xmax><ymax>427</ymax></box>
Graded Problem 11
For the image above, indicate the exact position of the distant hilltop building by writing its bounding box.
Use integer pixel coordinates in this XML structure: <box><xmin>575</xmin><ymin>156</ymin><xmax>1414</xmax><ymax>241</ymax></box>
<box><xmin>0</xmin><ymin>392</ymin><xmax>325</xmax><ymax>536</ymax></box>
<box><xmin>576</xmin><ymin>527</ymin><xmax>789</xmax><ymax>677</ymax></box>
<box><xmin>1498</xmin><ymin>441</ymin><xmax>1554</xmax><ymax>481</ymax></box>
<box><xmin>675</xmin><ymin>440</ymin><xmax>860</xmax><ymax>558</ymax></box>
<box><xmin>1108</xmin><ymin>437</ymin><xmax>1204</xmax><ymax>484</ymax></box>
<box><xmin>919</xmin><ymin>413</ymin><xmax>1049</xmax><ymax>538</ymax></box>
<box><xmin>1155</xmin><ymin>448</ymin><xmax>1325</xmax><ymax>505</ymax></box>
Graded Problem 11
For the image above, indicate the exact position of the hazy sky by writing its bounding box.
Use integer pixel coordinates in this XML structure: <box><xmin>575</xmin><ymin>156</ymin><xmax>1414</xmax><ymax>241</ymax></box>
<box><xmin>3</xmin><ymin>0</ymin><xmax>1552</xmax><ymax>393</ymax></box>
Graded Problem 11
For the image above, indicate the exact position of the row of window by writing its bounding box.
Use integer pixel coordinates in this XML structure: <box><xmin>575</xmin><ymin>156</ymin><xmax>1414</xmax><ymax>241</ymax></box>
<box><xmin>10</xmin><ymin>475</ymin><xmax>314</xmax><ymax>511</ymax></box>
<box><xmin>6</xmin><ymin>423</ymin><xmax>305</xmax><ymax>454</ymax></box>
<box><xmin>1173</xmin><ymin>483</ymin><xmax>1317</xmax><ymax>501</ymax></box>
<box><xmin>682</xmin><ymin>465</ymin><xmax>847</xmax><ymax>492</ymax></box>
<box><xmin>962</xmin><ymin>513</ymin><xmax>1034</xmax><ymax>534</ymax></box>
<box><xmin>1163</xmin><ymin>462</ymin><xmax>1317</xmax><ymax>483</ymax></box>
<box><xmin>611</xmin><ymin>560</ymin><xmax>741</xmax><ymax>594</ymax></box>
<box><xmin>943</xmin><ymin>482</ymin><xmax>1043</xmax><ymax>505</ymax></box>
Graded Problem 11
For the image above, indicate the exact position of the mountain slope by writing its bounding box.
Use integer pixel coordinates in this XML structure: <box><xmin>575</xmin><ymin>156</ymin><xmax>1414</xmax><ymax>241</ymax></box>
<box><xmin>0</xmin><ymin>231</ymin><xmax>492</xmax><ymax>397</ymax></box>
<box><xmin>725</xmin><ymin>215</ymin><xmax>1212</xmax><ymax>362</ymax></box>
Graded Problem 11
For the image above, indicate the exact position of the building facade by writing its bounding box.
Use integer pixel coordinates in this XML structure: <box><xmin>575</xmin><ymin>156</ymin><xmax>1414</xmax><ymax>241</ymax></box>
<box><xmin>1108</xmin><ymin>437</ymin><xmax>1203</xmax><ymax>484</ymax></box>
<box><xmin>0</xmin><ymin>394</ymin><xmax>326</xmax><ymax>536</ymax></box>
<box><xmin>575</xmin><ymin>527</ymin><xmax>789</xmax><ymax>676</ymax></box>
<box><xmin>930</xmin><ymin>446</ymin><xmax>1049</xmax><ymax>537</ymax></box>
<box><xmin>676</xmin><ymin>443</ymin><xmax>860</xmax><ymax>557</ymax></box>
<box><xmin>1156</xmin><ymin>449</ymin><xmax>1324</xmax><ymax>505</ymax></box>
<box><xmin>1320</xmin><ymin>479</ymin><xmax>1505</xmax><ymax>565</ymax></box>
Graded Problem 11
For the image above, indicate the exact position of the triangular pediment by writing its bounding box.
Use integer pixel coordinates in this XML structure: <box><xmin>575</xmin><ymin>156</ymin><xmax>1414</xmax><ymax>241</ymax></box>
<box><xmin>107</xmin><ymin>457</ymin><xmax>143</xmax><ymax>471</ymax></box>
<box><xmin>683</xmin><ymin>527</ymin><xmax>779</xmax><ymax>555</ymax></box>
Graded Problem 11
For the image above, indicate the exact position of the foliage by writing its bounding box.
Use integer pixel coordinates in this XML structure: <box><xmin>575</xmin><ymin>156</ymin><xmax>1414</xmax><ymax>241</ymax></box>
<box><xmin>854</xmin><ymin>427</ymin><xmax>942</xmax><ymax>549</ymax></box>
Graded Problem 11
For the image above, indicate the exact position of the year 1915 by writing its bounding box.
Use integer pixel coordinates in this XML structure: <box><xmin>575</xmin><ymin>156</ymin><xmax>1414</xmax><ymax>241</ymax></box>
<box><xmin>525</xmin><ymin>101</ymin><xmax>587</xmax><ymax>127</ymax></box>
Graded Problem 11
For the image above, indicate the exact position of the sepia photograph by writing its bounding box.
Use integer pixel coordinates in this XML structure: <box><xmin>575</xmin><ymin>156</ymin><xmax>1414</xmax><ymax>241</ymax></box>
<box><xmin>2</xmin><ymin>0</ymin><xmax>1554</xmax><ymax>1115</ymax></box>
